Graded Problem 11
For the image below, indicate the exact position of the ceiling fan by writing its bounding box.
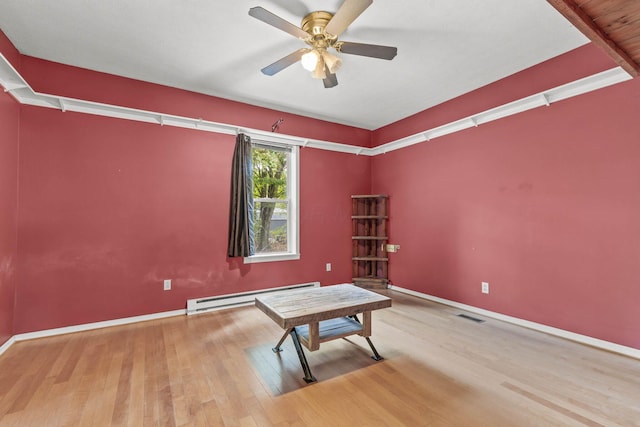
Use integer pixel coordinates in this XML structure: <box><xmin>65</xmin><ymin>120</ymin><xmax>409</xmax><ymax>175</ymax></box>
<box><xmin>248</xmin><ymin>0</ymin><xmax>397</xmax><ymax>88</ymax></box>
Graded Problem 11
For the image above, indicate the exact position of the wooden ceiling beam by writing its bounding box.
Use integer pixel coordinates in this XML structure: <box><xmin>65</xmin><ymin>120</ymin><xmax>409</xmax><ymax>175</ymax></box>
<box><xmin>547</xmin><ymin>0</ymin><xmax>640</xmax><ymax>77</ymax></box>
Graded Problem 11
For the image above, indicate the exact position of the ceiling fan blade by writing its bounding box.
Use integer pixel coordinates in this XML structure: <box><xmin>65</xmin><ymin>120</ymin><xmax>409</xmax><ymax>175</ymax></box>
<box><xmin>337</xmin><ymin>41</ymin><xmax>397</xmax><ymax>60</ymax></box>
<box><xmin>323</xmin><ymin>68</ymin><xmax>338</xmax><ymax>88</ymax></box>
<box><xmin>325</xmin><ymin>0</ymin><xmax>373</xmax><ymax>37</ymax></box>
<box><xmin>261</xmin><ymin>49</ymin><xmax>309</xmax><ymax>76</ymax></box>
<box><xmin>249</xmin><ymin>7</ymin><xmax>309</xmax><ymax>40</ymax></box>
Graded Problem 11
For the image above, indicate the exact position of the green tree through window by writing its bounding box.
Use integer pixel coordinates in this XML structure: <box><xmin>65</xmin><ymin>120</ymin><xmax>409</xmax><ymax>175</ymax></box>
<box><xmin>252</xmin><ymin>145</ymin><xmax>289</xmax><ymax>253</ymax></box>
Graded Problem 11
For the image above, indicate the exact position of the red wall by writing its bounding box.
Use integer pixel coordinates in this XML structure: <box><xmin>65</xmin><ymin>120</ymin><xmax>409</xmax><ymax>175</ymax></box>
<box><xmin>3</xmin><ymin>33</ymin><xmax>639</xmax><ymax>351</ymax></box>
<box><xmin>15</xmin><ymin>105</ymin><xmax>370</xmax><ymax>333</ymax></box>
<box><xmin>0</xmin><ymin>31</ymin><xmax>20</xmax><ymax>346</ymax></box>
<box><xmin>372</xmin><ymin>48</ymin><xmax>640</xmax><ymax>349</ymax></box>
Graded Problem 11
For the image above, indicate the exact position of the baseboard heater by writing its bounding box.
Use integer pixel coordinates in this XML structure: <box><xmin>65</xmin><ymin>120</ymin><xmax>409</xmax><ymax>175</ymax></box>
<box><xmin>186</xmin><ymin>281</ymin><xmax>320</xmax><ymax>315</ymax></box>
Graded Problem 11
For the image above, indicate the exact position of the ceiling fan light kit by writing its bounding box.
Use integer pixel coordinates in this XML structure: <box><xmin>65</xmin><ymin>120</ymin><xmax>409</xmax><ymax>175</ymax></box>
<box><xmin>321</xmin><ymin>50</ymin><xmax>342</xmax><ymax>74</ymax></box>
<box><xmin>302</xmin><ymin>49</ymin><xmax>342</xmax><ymax>78</ymax></box>
<box><xmin>313</xmin><ymin>55</ymin><xmax>327</xmax><ymax>79</ymax></box>
<box><xmin>301</xmin><ymin>50</ymin><xmax>318</xmax><ymax>71</ymax></box>
<box><xmin>249</xmin><ymin>0</ymin><xmax>397</xmax><ymax>88</ymax></box>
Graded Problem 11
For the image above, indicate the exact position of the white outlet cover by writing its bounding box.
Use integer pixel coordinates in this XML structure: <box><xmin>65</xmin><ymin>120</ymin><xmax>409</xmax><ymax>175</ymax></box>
<box><xmin>481</xmin><ymin>282</ymin><xmax>489</xmax><ymax>294</ymax></box>
<box><xmin>164</xmin><ymin>279</ymin><xmax>171</xmax><ymax>290</ymax></box>
<box><xmin>326</xmin><ymin>263</ymin><xmax>332</xmax><ymax>272</ymax></box>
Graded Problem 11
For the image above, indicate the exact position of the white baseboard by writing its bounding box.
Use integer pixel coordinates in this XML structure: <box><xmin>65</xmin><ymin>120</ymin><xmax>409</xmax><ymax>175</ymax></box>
<box><xmin>0</xmin><ymin>282</ymin><xmax>322</xmax><ymax>354</ymax></box>
<box><xmin>13</xmin><ymin>309</ymin><xmax>186</xmax><ymax>343</ymax></box>
<box><xmin>8</xmin><ymin>284</ymin><xmax>635</xmax><ymax>360</ymax></box>
<box><xmin>0</xmin><ymin>335</ymin><xmax>16</xmax><ymax>357</ymax></box>
<box><xmin>388</xmin><ymin>285</ymin><xmax>640</xmax><ymax>360</ymax></box>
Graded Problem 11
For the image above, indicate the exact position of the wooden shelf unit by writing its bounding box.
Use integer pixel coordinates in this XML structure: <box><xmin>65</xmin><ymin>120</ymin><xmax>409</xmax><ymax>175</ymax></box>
<box><xmin>351</xmin><ymin>195</ymin><xmax>388</xmax><ymax>289</ymax></box>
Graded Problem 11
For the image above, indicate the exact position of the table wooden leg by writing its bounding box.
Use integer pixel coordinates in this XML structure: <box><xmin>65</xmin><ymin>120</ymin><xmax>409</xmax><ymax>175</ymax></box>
<box><xmin>307</xmin><ymin>321</ymin><xmax>320</xmax><ymax>351</ymax></box>
<box><xmin>290</xmin><ymin>327</ymin><xmax>317</xmax><ymax>383</ymax></box>
<box><xmin>361</xmin><ymin>311</ymin><xmax>372</xmax><ymax>337</ymax></box>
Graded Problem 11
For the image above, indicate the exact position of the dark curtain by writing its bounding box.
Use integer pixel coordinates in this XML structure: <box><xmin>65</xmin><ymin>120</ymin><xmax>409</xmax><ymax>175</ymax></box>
<box><xmin>227</xmin><ymin>133</ymin><xmax>255</xmax><ymax>257</ymax></box>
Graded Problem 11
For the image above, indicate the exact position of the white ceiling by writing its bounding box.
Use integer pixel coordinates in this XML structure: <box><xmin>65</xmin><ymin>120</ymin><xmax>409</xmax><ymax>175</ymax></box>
<box><xmin>0</xmin><ymin>0</ymin><xmax>588</xmax><ymax>130</ymax></box>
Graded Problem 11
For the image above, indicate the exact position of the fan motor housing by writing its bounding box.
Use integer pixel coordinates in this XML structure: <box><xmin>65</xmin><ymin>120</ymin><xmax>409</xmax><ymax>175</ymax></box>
<box><xmin>302</xmin><ymin>11</ymin><xmax>334</xmax><ymax>36</ymax></box>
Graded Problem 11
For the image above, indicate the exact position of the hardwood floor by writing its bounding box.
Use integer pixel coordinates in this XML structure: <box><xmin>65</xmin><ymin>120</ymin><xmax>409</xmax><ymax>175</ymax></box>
<box><xmin>0</xmin><ymin>290</ymin><xmax>638</xmax><ymax>426</ymax></box>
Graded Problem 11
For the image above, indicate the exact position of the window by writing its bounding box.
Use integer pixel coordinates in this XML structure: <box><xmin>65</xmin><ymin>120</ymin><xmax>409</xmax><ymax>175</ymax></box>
<box><xmin>244</xmin><ymin>142</ymin><xmax>299</xmax><ymax>263</ymax></box>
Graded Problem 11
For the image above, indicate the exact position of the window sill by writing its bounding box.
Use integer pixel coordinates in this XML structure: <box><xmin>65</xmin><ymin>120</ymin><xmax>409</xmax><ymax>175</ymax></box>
<box><xmin>244</xmin><ymin>253</ymin><xmax>300</xmax><ymax>264</ymax></box>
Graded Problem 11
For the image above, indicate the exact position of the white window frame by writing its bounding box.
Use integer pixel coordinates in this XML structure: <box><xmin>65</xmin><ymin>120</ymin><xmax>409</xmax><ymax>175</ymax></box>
<box><xmin>244</xmin><ymin>143</ymin><xmax>299</xmax><ymax>263</ymax></box>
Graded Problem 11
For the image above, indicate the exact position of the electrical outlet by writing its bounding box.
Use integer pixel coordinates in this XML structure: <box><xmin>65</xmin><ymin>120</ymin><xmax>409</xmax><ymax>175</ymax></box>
<box><xmin>164</xmin><ymin>279</ymin><xmax>171</xmax><ymax>291</ymax></box>
<box><xmin>326</xmin><ymin>263</ymin><xmax>332</xmax><ymax>272</ymax></box>
<box><xmin>385</xmin><ymin>244</ymin><xmax>400</xmax><ymax>253</ymax></box>
<box><xmin>481</xmin><ymin>281</ymin><xmax>489</xmax><ymax>294</ymax></box>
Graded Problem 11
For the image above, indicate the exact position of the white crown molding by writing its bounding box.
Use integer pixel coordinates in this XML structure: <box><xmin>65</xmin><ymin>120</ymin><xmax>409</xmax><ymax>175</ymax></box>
<box><xmin>0</xmin><ymin>53</ymin><xmax>632</xmax><ymax>156</ymax></box>
<box><xmin>369</xmin><ymin>67</ymin><xmax>631</xmax><ymax>155</ymax></box>
<box><xmin>0</xmin><ymin>53</ymin><xmax>368</xmax><ymax>155</ymax></box>
<box><xmin>388</xmin><ymin>285</ymin><xmax>640</xmax><ymax>360</ymax></box>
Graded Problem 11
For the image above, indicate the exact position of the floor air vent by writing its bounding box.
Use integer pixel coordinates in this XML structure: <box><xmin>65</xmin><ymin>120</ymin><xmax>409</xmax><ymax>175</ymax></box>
<box><xmin>457</xmin><ymin>313</ymin><xmax>485</xmax><ymax>323</ymax></box>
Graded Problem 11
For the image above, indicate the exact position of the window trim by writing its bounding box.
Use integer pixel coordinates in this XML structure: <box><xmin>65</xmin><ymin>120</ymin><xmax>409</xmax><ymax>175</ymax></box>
<box><xmin>244</xmin><ymin>144</ymin><xmax>299</xmax><ymax>264</ymax></box>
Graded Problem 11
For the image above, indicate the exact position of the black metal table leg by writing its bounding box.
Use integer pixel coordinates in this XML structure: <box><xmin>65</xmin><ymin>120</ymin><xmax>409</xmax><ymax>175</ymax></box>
<box><xmin>364</xmin><ymin>336</ymin><xmax>384</xmax><ymax>361</ymax></box>
<box><xmin>272</xmin><ymin>328</ymin><xmax>292</xmax><ymax>353</ymax></box>
<box><xmin>289</xmin><ymin>327</ymin><xmax>317</xmax><ymax>383</ymax></box>
<box><xmin>350</xmin><ymin>315</ymin><xmax>384</xmax><ymax>361</ymax></box>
